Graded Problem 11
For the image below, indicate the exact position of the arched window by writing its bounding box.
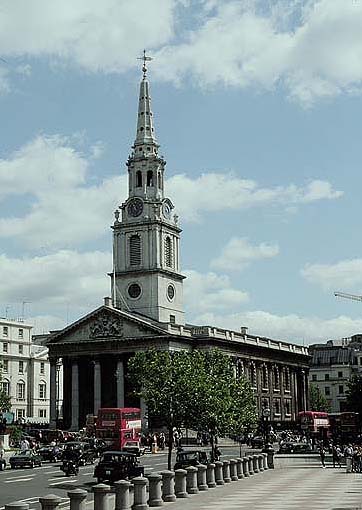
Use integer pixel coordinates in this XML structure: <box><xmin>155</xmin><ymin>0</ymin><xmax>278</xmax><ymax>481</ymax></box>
<box><xmin>17</xmin><ymin>381</ymin><xmax>25</xmax><ymax>400</ymax></box>
<box><xmin>147</xmin><ymin>170</ymin><xmax>154</xmax><ymax>187</ymax></box>
<box><xmin>249</xmin><ymin>364</ymin><xmax>257</xmax><ymax>388</ymax></box>
<box><xmin>262</xmin><ymin>366</ymin><xmax>269</xmax><ymax>389</ymax></box>
<box><xmin>1</xmin><ymin>379</ymin><xmax>10</xmax><ymax>396</ymax></box>
<box><xmin>158</xmin><ymin>172</ymin><xmax>162</xmax><ymax>188</ymax></box>
<box><xmin>136</xmin><ymin>171</ymin><xmax>142</xmax><ymax>187</ymax></box>
<box><xmin>164</xmin><ymin>236</ymin><xmax>173</xmax><ymax>268</ymax></box>
<box><xmin>284</xmin><ymin>368</ymin><xmax>290</xmax><ymax>391</ymax></box>
<box><xmin>39</xmin><ymin>381</ymin><xmax>47</xmax><ymax>400</ymax></box>
<box><xmin>274</xmin><ymin>367</ymin><xmax>280</xmax><ymax>390</ymax></box>
<box><xmin>129</xmin><ymin>235</ymin><xmax>141</xmax><ymax>266</ymax></box>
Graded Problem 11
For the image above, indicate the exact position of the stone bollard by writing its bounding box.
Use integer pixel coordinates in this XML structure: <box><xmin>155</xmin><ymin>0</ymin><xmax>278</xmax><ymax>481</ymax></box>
<box><xmin>215</xmin><ymin>461</ymin><xmax>224</xmax><ymax>485</ymax></box>
<box><xmin>132</xmin><ymin>477</ymin><xmax>148</xmax><ymax>510</ymax></box>
<box><xmin>93</xmin><ymin>484</ymin><xmax>110</xmax><ymax>510</ymax></box>
<box><xmin>5</xmin><ymin>503</ymin><xmax>29</xmax><ymax>510</ymax></box>
<box><xmin>262</xmin><ymin>453</ymin><xmax>268</xmax><ymax>470</ymax></box>
<box><xmin>148</xmin><ymin>473</ymin><xmax>163</xmax><ymax>507</ymax></box>
<box><xmin>252</xmin><ymin>455</ymin><xmax>259</xmax><ymax>474</ymax></box>
<box><xmin>248</xmin><ymin>456</ymin><xmax>254</xmax><ymax>475</ymax></box>
<box><xmin>197</xmin><ymin>464</ymin><xmax>208</xmax><ymax>491</ymax></box>
<box><xmin>39</xmin><ymin>495</ymin><xmax>62</xmax><ymax>510</ymax></box>
<box><xmin>236</xmin><ymin>458</ymin><xmax>244</xmax><ymax>479</ymax></box>
<box><xmin>206</xmin><ymin>463</ymin><xmax>216</xmax><ymax>488</ymax></box>
<box><xmin>68</xmin><ymin>489</ymin><xmax>88</xmax><ymax>510</ymax></box>
<box><xmin>229</xmin><ymin>459</ymin><xmax>238</xmax><ymax>481</ymax></box>
<box><xmin>258</xmin><ymin>454</ymin><xmax>264</xmax><ymax>472</ymax></box>
<box><xmin>161</xmin><ymin>471</ymin><xmax>176</xmax><ymax>502</ymax></box>
<box><xmin>175</xmin><ymin>469</ymin><xmax>188</xmax><ymax>498</ymax></box>
<box><xmin>242</xmin><ymin>457</ymin><xmax>249</xmax><ymax>477</ymax></box>
<box><xmin>186</xmin><ymin>466</ymin><xmax>199</xmax><ymax>495</ymax></box>
<box><xmin>114</xmin><ymin>480</ymin><xmax>131</xmax><ymax>510</ymax></box>
<box><xmin>222</xmin><ymin>460</ymin><xmax>231</xmax><ymax>483</ymax></box>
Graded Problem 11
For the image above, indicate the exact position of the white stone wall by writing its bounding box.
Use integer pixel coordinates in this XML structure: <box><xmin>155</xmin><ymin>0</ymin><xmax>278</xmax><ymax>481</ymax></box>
<box><xmin>309</xmin><ymin>365</ymin><xmax>352</xmax><ymax>413</ymax></box>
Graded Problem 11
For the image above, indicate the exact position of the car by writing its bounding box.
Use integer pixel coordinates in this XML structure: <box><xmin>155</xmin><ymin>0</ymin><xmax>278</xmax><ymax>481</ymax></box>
<box><xmin>121</xmin><ymin>441</ymin><xmax>146</xmax><ymax>456</ymax></box>
<box><xmin>38</xmin><ymin>445</ymin><xmax>63</xmax><ymax>462</ymax></box>
<box><xmin>250</xmin><ymin>436</ymin><xmax>265</xmax><ymax>449</ymax></box>
<box><xmin>9</xmin><ymin>450</ymin><xmax>42</xmax><ymax>469</ymax></box>
<box><xmin>94</xmin><ymin>451</ymin><xmax>144</xmax><ymax>484</ymax></box>
<box><xmin>173</xmin><ymin>450</ymin><xmax>211</xmax><ymax>470</ymax></box>
<box><xmin>278</xmin><ymin>442</ymin><xmax>313</xmax><ymax>454</ymax></box>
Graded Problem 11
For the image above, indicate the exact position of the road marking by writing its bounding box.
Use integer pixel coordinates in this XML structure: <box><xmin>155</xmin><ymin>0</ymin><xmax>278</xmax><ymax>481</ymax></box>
<box><xmin>81</xmin><ymin>471</ymin><xmax>94</xmax><ymax>476</ymax></box>
<box><xmin>47</xmin><ymin>476</ymin><xmax>66</xmax><ymax>482</ymax></box>
<box><xmin>47</xmin><ymin>470</ymin><xmax>62</xmax><ymax>474</ymax></box>
<box><xmin>49</xmin><ymin>479</ymin><xmax>78</xmax><ymax>486</ymax></box>
<box><xmin>5</xmin><ymin>477</ymin><xmax>34</xmax><ymax>483</ymax></box>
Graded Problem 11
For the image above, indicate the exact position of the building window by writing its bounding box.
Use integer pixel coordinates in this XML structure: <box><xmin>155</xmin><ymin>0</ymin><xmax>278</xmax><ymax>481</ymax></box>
<box><xmin>3</xmin><ymin>326</ymin><xmax>8</xmax><ymax>337</ymax></box>
<box><xmin>285</xmin><ymin>399</ymin><xmax>291</xmax><ymax>416</ymax></box>
<box><xmin>18</xmin><ymin>361</ymin><xmax>24</xmax><ymax>374</ymax></box>
<box><xmin>284</xmin><ymin>368</ymin><xmax>290</xmax><ymax>391</ymax></box>
<box><xmin>312</xmin><ymin>374</ymin><xmax>317</xmax><ymax>381</ymax></box>
<box><xmin>274</xmin><ymin>367</ymin><xmax>280</xmax><ymax>390</ymax></box>
<box><xmin>250</xmin><ymin>364</ymin><xmax>257</xmax><ymax>388</ymax></box>
<box><xmin>129</xmin><ymin>235</ymin><xmax>141</xmax><ymax>266</ymax></box>
<box><xmin>325</xmin><ymin>386</ymin><xmax>330</xmax><ymax>396</ymax></box>
<box><xmin>274</xmin><ymin>399</ymin><xmax>281</xmax><ymax>416</ymax></box>
<box><xmin>262</xmin><ymin>366</ymin><xmax>269</xmax><ymax>389</ymax></box>
<box><xmin>2</xmin><ymin>360</ymin><xmax>8</xmax><ymax>373</ymax></box>
<box><xmin>38</xmin><ymin>409</ymin><xmax>47</xmax><ymax>418</ymax></box>
<box><xmin>339</xmin><ymin>385</ymin><xmax>344</xmax><ymax>395</ymax></box>
<box><xmin>18</xmin><ymin>329</ymin><xmax>23</xmax><ymax>338</ymax></box>
<box><xmin>1</xmin><ymin>380</ymin><xmax>10</xmax><ymax>396</ymax></box>
<box><xmin>40</xmin><ymin>362</ymin><xmax>45</xmax><ymax>375</ymax></box>
<box><xmin>169</xmin><ymin>315</ymin><xmax>176</xmax><ymax>324</ymax></box>
<box><xmin>128</xmin><ymin>283</ymin><xmax>142</xmax><ymax>299</ymax></box>
<box><xmin>147</xmin><ymin>170</ymin><xmax>154</xmax><ymax>187</ymax></box>
<box><xmin>17</xmin><ymin>381</ymin><xmax>25</xmax><ymax>400</ymax></box>
<box><xmin>19</xmin><ymin>344</ymin><xmax>23</xmax><ymax>355</ymax></box>
<box><xmin>338</xmin><ymin>371</ymin><xmax>343</xmax><ymax>378</ymax></box>
<box><xmin>39</xmin><ymin>383</ymin><xmax>46</xmax><ymax>400</ymax></box>
<box><xmin>158</xmin><ymin>172</ymin><xmax>162</xmax><ymax>188</ymax></box>
<box><xmin>3</xmin><ymin>342</ymin><xmax>8</xmax><ymax>353</ymax></box>
<box><xmin>136</xmin><ymin>171</ymin><xmax>142</xmax><ymax>187</ymax></box>
<box><xmin>164</xmin><ymin>236</ymin><xmax>173</xmax><ymax>268</ymax></box>
<box><xmin>16</xmin><ymin>409</ymin><xmax>25</xmax><ymax>419</ymax></box>
<box><xmin>325</xmin><ymin>374</ymin><xmax>329</xmax><ymax>381</ymax></box>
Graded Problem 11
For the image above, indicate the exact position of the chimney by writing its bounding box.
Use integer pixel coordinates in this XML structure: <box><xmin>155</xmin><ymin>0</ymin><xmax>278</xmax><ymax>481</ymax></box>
<box><xmin>104</xmin><ymin>297</ymin><xmax>112</xmax><ymax>307</ymax></box>
<box><xmin>240</xmin><ymin>326</ymin><xmax>248</xmax><ymax>336</ymax></box>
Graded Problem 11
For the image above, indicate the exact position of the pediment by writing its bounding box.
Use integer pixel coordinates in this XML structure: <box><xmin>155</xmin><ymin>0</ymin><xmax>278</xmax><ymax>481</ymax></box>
<box><xmin>47</xmin><ymin>306</ymin><xmax>168</xmax><ymax>345</ymax></box>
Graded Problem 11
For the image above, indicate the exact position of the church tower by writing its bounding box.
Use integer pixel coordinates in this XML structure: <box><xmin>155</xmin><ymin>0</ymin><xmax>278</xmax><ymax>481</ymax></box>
<box><xmin>111</xmin><ymin>54</ymin><xmax>185</xmax><ymax>325</ymax></box>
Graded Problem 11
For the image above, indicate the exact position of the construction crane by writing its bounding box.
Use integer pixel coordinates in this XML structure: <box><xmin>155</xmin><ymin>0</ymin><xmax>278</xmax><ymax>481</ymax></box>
<box><xmin>334</xmin><ymin>291</ymin><xmax>362</xmax><ymax>303</ymax></box>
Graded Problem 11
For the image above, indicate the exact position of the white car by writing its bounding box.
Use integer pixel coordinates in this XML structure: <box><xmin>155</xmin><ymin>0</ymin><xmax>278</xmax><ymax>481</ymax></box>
<box><xmin>122</xmin><ymin>441</ymin><xmax>146</xmax><ymax>456</ymax></box>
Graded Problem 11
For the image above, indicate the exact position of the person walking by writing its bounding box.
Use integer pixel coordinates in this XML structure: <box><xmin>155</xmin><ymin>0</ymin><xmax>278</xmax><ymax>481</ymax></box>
<box><xmin>319</xmin><ymin>444</ymin><xmax>326</xmax><ymax>468</ymax></box>
<box><xmin>332</xmin><ymin>445</ymin><xmax>342</xmax><ymax>468</ymax></box>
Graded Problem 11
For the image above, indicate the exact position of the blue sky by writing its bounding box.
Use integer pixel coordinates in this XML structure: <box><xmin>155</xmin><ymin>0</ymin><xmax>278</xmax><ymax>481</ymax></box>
<box><xmin>1</xmin><ymin>0</ymin><xmax>362</xmax><ymax>343</ymax></box>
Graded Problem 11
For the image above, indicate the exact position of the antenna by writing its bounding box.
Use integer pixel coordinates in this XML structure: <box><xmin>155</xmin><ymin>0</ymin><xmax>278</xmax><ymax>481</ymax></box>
<box><xmin>21</xmin><ymin>300</ymin><xmax>31</xmax><ymax>319</ymax></box>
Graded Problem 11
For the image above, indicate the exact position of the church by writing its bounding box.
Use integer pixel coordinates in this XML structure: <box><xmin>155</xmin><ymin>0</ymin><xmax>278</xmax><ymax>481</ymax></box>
<box><xmin>46</xmin><ymin>57</ymin><xmax>310</xmax><ymax>431</ymax></box>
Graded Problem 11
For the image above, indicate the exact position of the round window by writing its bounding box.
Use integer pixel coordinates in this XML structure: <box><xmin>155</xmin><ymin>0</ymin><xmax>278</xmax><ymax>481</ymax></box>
<box><xmin>167</xmin><ymin>284</ymin><xmax>175</xmax><ymax>300</ymax></box>
<box><xmin>128</xmin><ymin>283</ymin><xmax>142</xmax><ymax>299</ymax></box>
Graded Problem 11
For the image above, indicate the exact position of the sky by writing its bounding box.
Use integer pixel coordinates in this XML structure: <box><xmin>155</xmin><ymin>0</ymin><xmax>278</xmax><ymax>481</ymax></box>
<box><xmin>1</xmin><ymin>0</ymin><xmax>362</xmax><ymax>344</ymax></box>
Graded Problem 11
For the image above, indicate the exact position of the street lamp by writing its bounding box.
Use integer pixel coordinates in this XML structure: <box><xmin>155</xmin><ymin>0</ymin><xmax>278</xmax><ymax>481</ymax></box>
<box><xmin>262</xmin><ymin>407</ymin><xmax>271</xmax><ymax>445</ymax></box>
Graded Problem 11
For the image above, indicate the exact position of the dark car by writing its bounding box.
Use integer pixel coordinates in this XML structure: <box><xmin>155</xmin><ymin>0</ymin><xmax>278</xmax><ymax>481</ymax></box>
<box><xmin>278</xmin><ymin>442</ymin><xmax>313</xmax><ymax>454</ymax></box>
<box><xmin>173</xmin><ymin>450</ymin><xmax>210</xmax><ymax>470</ymax></box>
<box><xmin>250</xmin><ymin>436</ymin><xmax>265</xmax><ymax>449</ymax></box>
<box><xmin>62</xmin><ymin>441</ymin><xmax>96</xmax><ymax>465</ymax></box>
<box><xmin>10</xmin><ymin>450</ymin><xmax>42</xmax><ymax>469</ymax></box>
<box><xmin>38</xmin><ymin>445</ymin><xmax>62</xmax><ymax>462</ymax></box>
<box><xmin>94</xmin><ymin>451</ymin><xmax>144</xmax><ymax>483</ymax></box>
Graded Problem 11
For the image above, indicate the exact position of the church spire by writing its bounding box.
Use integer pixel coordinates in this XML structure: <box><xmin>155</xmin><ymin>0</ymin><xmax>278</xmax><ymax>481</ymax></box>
<box><xmin>134</xmin><ymin>50</ymin><xmax>158</xmax><ymax>149</ymax></box>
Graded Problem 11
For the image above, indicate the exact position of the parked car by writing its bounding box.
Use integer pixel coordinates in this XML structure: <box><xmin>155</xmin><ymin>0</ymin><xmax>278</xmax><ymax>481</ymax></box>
<box><xmin>94</xmin><ymin>451</ymin><xmax>144</xmax><ymax>484</ymax></box>
<box><xmin>250</xmin><ymin>436</ymin><xmax>265</xmax><ymax>449</ymax></box>
<box><xmin>278</xmin><ymin>442</ymin><xmax>313</xmax><ymax>454</ymax></box>
<box><xmin>174</xmin><ymin>450</ymin><xmax>211</xmax><ymax>470</ymax></box>
<box><xmin>122</xmin><ymin>441</ymin><xmax>146</xmax><ymax>456</ymax></box>
<box><xmin>9</xmin><ymin>450</ymin><xmax>42</xmax><ymax>469</ymax></box>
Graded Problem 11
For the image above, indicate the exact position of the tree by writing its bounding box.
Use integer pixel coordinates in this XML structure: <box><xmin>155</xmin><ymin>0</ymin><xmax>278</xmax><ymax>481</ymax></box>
<box><xmin>0</xmin><ymin>361</ymin><xmax>11</xmax><ymax>412</ymax></box>
<box><xmin>309</xmin><ymin>384</ymin><xmax>330</xmax><ymax>412</ymax></box>
<box><xmin>346</xmin><ymin>374</ymin><xmax>362</xmax><ymax>416</ymax></box>
<box><xmin>128</xmin><ymin>349</ymin><xmax>257</xmax><ymax>469</ymax></box>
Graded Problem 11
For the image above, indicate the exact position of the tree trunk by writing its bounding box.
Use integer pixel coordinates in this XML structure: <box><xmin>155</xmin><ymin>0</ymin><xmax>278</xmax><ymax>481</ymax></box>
<box><xmin>167</xmin><ymin>425</ymin><xmax>173</xmax><ymax>470</ymax></box>
<box><xmin>210</xmin><ymin>434</ymin><xmax>215</xmax><ymax>463</ymax></box>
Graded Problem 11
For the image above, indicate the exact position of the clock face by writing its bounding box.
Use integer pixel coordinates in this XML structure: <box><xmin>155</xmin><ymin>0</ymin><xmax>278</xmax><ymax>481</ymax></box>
<box><xmin>162</xmin><ymin>202</ymin><xmax>171</xmax><ymax>219</ymax></box>
<box><xmin>127</xmin><ymin>198</ymin><xmax>144</xmax><ymax>217</ymax></box>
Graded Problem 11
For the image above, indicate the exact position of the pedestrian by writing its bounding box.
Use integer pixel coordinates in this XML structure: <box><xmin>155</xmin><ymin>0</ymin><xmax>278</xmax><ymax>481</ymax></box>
<box><xmin>319</xmin><ymin>444</ymin><xmax>326</xmax><ymax>468</ymax></box>
<box><xmin>344</xmin><ymin>444</ymin><xmax>354</xmax><ymax>473</ymax></box>
<box><xmin>332</xmin><ymin>445</ymin><xmax>341</xmax><ymax>468</ymax></box>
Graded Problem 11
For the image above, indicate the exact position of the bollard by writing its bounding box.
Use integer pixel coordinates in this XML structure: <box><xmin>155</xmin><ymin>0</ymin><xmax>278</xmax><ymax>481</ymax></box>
<box><xmin>236</xmin><ymin>458</ymin><xmax>244</xmax><ymax>479</ymax></box>
<box><xmin>262</xmin><ymin>453</ymin><xmax>268</xmax><ymax>470</ymax></box>
<box><xmin>206</xmin><ymin>463</ymin><xmax>216</xmax><ymax>488</ymax></box>
<box><xmin>215</xmin><ymin>461</ymin><xmax>224</xmax><ymax>485</ymax></box>
<box><xmin>229</xmin><ymin>459</ymin><xmax>238</xmax><ymax>481</ymax></box>
<box><xmin>242</xmin><ymin>457</ymin><xmax>249</xmax><ymax>477</ymax></box>
<box><xmin>175</xmin><ymin>469</ymin><xmax>188</xmax><ymax>498</ymax></box>
<box><xmin>114</xmin><ymin>480</ymin><xmax>131</xmax><ymax>510</ymax></box>
<box><xmin>68</xmin><ymin>489</ymin><xmax>88</xmax><ymax>510</ymax></box>
<box><xmin>197</xmin><ymin>464</ymin><xmax>208</xmax><ymax>491</ymax></box>
<box><xmin>6</xmin><ymin>503</ymin><xmax>29</xmax><ymax>510</ymax></box>
<box><xmin>132</xmin><ymin>477</ymin><xmax>148</xmax><ymax>510</ymax></box>
<box><xmin>186</xmin><ymin>466</ymin><xmax>199</xmax><ymax>495</ymax></box>
<box><xmin>148</xmin><ymin>473</ymin><xmax>163</xmax><ymax>507</ymax></box>
<box><xmin>252</xmin><ymin>455</ymin><xmax>259</xmax><ymax>474</ymax></box>
<box><xmin>222</xmin><ymin>460</ymin><xmax>231</xmax><ymax>483</ymax></box>
<box><xmin>39</xmin><ymin>495</ymin><xmax>62</xmax><ymax>510</ymax></box>
<box><xmin>248</xmin><ymin>456</ymin><xmax>254</xmax><ymax>475</ymax></box>
<box><xmin>161</xmin><ymin>471</ymin><xmax>176</xmax><ymax>502</ymax></box>
<box><xmin>92</xmin><ymin>484</ymin><xmax>110</xmax><ymax>510</ymax></box>
<box><xmin>258</xmin><ymin>454</ymin><xmax>264</xmax><ymax>472</ymax></box>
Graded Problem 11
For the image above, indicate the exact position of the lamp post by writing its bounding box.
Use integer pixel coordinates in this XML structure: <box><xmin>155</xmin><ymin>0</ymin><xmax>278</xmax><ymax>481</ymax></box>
<box><xmin>262</xmin><ymin>407</ymin><xmax>271</xmax><ymax>445</ymax></box>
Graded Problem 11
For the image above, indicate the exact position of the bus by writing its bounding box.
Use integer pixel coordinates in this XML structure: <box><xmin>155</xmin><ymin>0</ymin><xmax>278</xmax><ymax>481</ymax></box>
<box><xmin>298</xmin><ymin>411</ymin><xmax>330</xmax><ymax>440</ymax></box>
<box><xmin>95</xmin><ymin>407</ymin><xmax>142</xmax><ymax>449</ymax></box>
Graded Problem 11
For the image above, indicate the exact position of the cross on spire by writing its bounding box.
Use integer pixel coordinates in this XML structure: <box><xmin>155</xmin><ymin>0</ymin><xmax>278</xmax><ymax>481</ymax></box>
<box><xmin>138</xmin><ymin>49</ymin><xmax>153</xmax><ymax>79</ymax></box>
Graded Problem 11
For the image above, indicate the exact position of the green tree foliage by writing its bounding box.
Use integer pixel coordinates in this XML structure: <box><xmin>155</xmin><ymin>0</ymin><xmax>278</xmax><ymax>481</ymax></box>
<box><xmin>346</xmin><ymin>375</ymin><xmax>362</xmax><ymax>415</ymax></box>
<box><xmin>0</xmin><ymin>361</ymin><xmax>11</xmax><ymax>412</ymax></box>
<box><xmin>128</xmin><ymin>349</ymin><xmax>257</xmax><ymax>468</ymax></box>
<box><xmin>309</xmin><ymin>384</ymin><xmax>330</xmax><ymax>412</ymax></box>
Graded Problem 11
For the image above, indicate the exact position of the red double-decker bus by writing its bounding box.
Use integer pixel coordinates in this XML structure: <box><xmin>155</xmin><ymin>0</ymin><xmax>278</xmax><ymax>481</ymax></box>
<box><xmin>96</xmin><ymin>408</ymin><xmax>142</xmax><ymax>449</ymax></box>
<box><xmin>298</xmin><ymin>411</ymin><xmax>330</xmax><ymax>439</ymax></box>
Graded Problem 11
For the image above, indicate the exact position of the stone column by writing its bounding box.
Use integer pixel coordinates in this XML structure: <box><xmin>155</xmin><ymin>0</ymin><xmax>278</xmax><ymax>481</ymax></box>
<box><xmin>116</xmin><ymin>360</ymin><xmax>124</xmax><ymax>408</ymax></box>
<box><xmin>70</xmin><ymin>360</ymin><xmax>79</xmax><ymax>431</ymax></box>
<box><xmin>236</xmin><ymin>458</ymin><xmax>243</xmax><ymax>479</ymax></box>
<box><xmin>92</xmin><ymin>484</ymin><xmax>110</xmax><ymax>510</ymax></box>
<box><xmin>132</xmin><ymin>477</ymin><xmax>148</xmax><ymax>510</ymax></box>
<box><xmin>39</xmin><ymin>495</ymin><xmax>62</xmax><ymax>510</ymax></box>
<box><xmin>222</xmin><ymin>460</ymin><xmax>231</xmax><ymax>483</ymax></box>
<box><xmin>229</xmin><ymin>459</ymin><xmax>238</xmax><ymax>481</ymax></box>
<box><xmin>114</xmin><ymin>480</ymin><xmax>131</xmax><ymax>510</ymax></box>
<box><xmin>186</xmin><ymin>466</ymin><xmax>198</xmax><ymax>494</ymax></box>
<box><xmin>175</xmin><ymin>469</ymin><xmax>188</xmax><ymax>498</ymax></box>
<box><xmin>49</xmin><ymin>359</ymin><xmax>57</xmax><ymax>430</ymax></box>
<box><xmin>252</xmin><ymin>455</ymin><xmax>259</xmax><ymax>474</ymax></box>
<box><xmin>161</xmin><ymin>471</ymin><xmax>176</xmax><ymax>502</ymax></box>
<box><xmin>5</xmin><ymin>503</ymin><xmax>29</xmax><ymax>510</ymax></box>
<box><xmin>206</xmin><ymin>463</ymin><xmax>216</xmax><ymax>488</ymax></box>
<box><xmin>258</xmin><ymin>454</ymin><xmax>264</xmax><ymax>472</ymax></box>
<box><xmin>94</xmin><ymin>360</ymin><xmax>101</xmax><ymax>416</ymax></box>
<box><xmin>214</xmin><ymin>461</ymin><xmax>224</xmax><ymax>485</ymax></box>
<box><xmin>148</xmin><ymin>474</ymin><xmax>163</xmax><ymax>506</ymax></box>
<box><xmin>242</xmin><ymin>457</ymin><xmax>249</xmax><ymax>477</ymax></box>
<box><xmin>67</xmin><ymin>489</ymin><xmax>87</xmax><ymax>510</ymax></box>
<box><xmin>197</xmin><ymin>464</ymin><xmax>208</xmax><ymax>491</ymax></box>
<box><xmin>263</xmin><ymin>453</ymin><xmax>268</xmax><ymax>470</ymax></box>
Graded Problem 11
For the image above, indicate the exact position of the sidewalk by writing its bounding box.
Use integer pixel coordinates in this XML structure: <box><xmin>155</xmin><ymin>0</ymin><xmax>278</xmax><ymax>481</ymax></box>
<box><xmin>166</xmin><ymin>466</ymin><xmax>362</xmax><ymax>510</ymax></box>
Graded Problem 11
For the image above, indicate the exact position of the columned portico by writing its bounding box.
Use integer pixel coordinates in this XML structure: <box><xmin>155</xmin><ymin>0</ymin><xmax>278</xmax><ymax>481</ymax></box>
<box><xmin>71</xmin><ymin>360</ymin><xmax>79</xmax><ymax>431</ymax></box>
<box><xmin>49</xmin><ymin>359</ymin><xmax>57</xmax><ymax>430</ymax></box>
<box><xmin>94</xmin><ymin>360</ymin><xmax>102</xmax><ymax>415</ymax></box>
<box><xmin>116</xmin><ymin>360</ymin><xmax>124</xmax><ymax>408</ymax></box>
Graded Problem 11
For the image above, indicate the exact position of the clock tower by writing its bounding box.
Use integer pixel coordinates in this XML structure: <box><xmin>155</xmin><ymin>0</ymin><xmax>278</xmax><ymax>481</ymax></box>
<box><xmin>111</xmin><ymin>54</ymin><xmax>185</xmax><ymax>325</ymax></box>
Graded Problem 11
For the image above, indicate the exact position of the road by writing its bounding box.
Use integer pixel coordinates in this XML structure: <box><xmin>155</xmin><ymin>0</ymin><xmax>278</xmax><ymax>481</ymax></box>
<box><xmin>0</xmin><ymin>445</ymin><xmax>246</xmax><ymax>509</ymax></box>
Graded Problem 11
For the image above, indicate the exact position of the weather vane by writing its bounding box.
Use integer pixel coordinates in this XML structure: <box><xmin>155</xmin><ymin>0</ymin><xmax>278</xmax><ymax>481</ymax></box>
<box><xmin>138</xmin><ymin>49</ymin><xmax>153</xmax><ymax>78</ymax></box>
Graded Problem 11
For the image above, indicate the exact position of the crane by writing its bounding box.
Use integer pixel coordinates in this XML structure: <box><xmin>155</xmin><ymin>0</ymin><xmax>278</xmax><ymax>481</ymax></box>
<box><xmin>334</xmin><ymin>291</ymin><xmax>362</xmax><ymax>303</ymax></box>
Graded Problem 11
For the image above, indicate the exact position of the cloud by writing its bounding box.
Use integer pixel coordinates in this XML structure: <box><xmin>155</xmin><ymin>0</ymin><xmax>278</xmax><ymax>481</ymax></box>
<box><xmin>302</xmin><ymin>258</ymin><xmax>362</xmax><ymax>291</ymax></box>
<box><xmin>210</xmin><ymin>237</ymin><xmax>279</xmax><ymax>272</ymax></box>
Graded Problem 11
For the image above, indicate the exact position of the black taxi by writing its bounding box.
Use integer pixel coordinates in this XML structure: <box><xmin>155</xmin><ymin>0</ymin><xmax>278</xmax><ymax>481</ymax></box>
<box><xmin>94</xmin><ymin>451</ymin><xmax>144</xmax><ymax>483</ymax></box>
